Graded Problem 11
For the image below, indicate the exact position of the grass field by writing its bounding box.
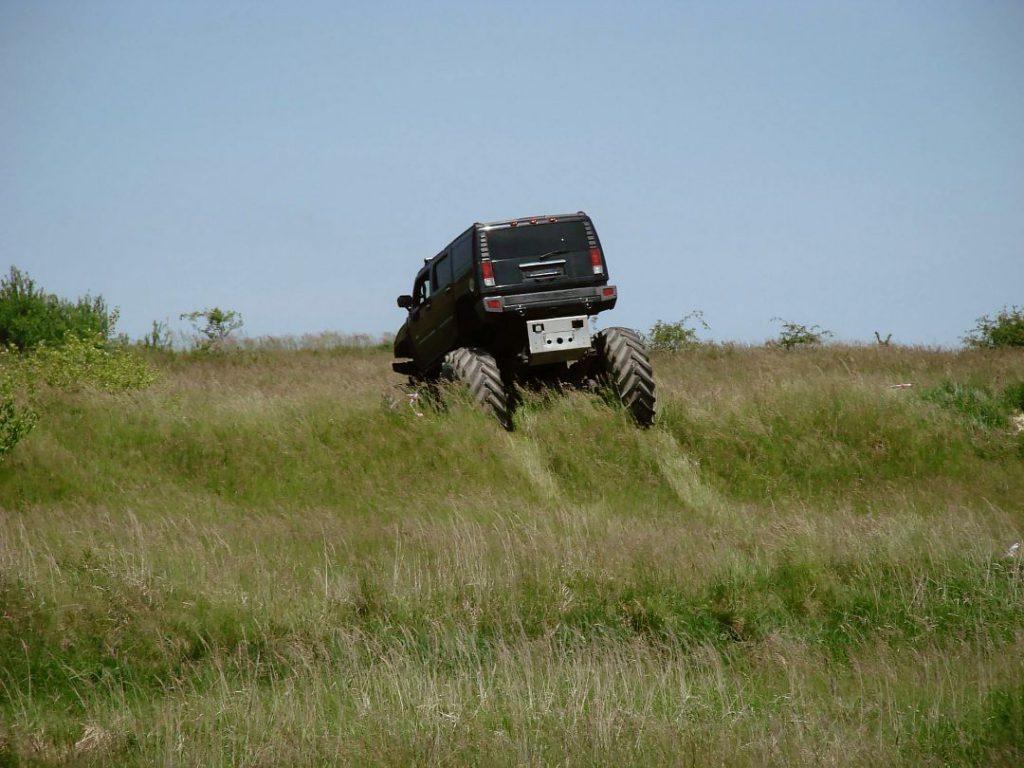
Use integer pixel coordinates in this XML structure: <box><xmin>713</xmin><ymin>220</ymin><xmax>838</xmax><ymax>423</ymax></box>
<box><xmin>2</xmin><ymin>343</ymin><xmax>1023</xmax><ymax>766</ymax></box>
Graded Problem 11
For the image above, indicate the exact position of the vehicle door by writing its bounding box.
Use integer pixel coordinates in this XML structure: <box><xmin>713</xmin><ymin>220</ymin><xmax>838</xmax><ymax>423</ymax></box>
<box><xmin>408</xmin><ymin>269</ymin><xmax>435</xmax><ymax>369</ymax></box>
<box><xmin>423</xmin><ymin>251</ymin><xmax>458</xmax><ymax>363</ymax></box>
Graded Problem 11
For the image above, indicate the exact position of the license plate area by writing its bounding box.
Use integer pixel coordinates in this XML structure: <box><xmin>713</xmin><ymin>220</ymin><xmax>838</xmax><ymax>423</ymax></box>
<box><xmin>519</xmin><ymin>259</ymin><xmax>566</xmax><ymax>281</ymax></box>
<box><xmin>526</xmin><ymin>315</ymin><xmax>592</xmax><ymax>363</ymax></box>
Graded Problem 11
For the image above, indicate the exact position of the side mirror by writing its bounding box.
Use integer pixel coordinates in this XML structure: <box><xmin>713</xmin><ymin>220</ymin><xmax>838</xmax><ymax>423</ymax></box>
<box><xmin>397</xmin><ymin>294</ymin><xmax>413</xmax><ymax>309</ymax></box>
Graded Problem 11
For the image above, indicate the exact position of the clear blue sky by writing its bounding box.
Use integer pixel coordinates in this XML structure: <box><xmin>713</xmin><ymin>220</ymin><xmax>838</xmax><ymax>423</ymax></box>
<box><xmin>3</xmin><ymin>0</ymin><xmax>1022</xmax><ymax>345</ymax></box>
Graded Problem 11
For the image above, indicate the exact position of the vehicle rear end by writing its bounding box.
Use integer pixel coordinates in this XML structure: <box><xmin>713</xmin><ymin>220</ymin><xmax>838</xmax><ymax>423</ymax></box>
<box><xmin>474</xmin><ymin>213</ymin><xmax>617</xmax><ymax>365</ymax></box>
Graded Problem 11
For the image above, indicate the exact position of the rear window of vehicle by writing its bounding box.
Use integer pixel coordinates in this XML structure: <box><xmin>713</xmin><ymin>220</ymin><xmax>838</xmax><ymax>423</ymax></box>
<box><xmin>486</xmin><ymin>222</ymin><xmax>589</xmax><ymax>261</ymax></box>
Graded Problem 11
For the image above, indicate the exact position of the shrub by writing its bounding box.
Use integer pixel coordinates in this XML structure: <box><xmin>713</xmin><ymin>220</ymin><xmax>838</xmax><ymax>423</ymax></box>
<box><xmin>0</xmin><ymin>266</ymin><xmax>118</xmax><ymax>350</ymax></box>
<box><xmin>1002</xmin><ymin>382</ymin><xmax>1024</xmax><ymax>413</ymax></box>
<box><xmin>963</xmin><ymin>305</ymin><xmax>1024</xmax><ymax>348</ymax></box>
<box><xmin>181</xmin><ymin>307</ymin><xmax>243</xmax><ymax>351</ymax></box>
<box><xmin>27</xmin><ymin>334</ymin><xmax>157</xmax><ymax>392</ymax></box>
<box><xmin>0</xmin><ymin>394</ymin><xmax>36</xmax><ymax>460</ymax></box>
<box><xmin>0</xmin><ymin>332</ymin><xmax>155</xmax><ymax>460</ymax></box>
<box><xmin>646</xmin><ymin>311</ymin><xmax>710</xmax><ymax>352</ymax></box>
<box><xmin>771</xmin><ymin>318</ymin><xmax>833</xmax><ymax>350</ymax></box>
<box><xmin>922</xmin><ymin>381</ymin><xmax>1011</xmax><ymax>430</ymax></box>
<box><xmin>0</xmin><ymin>362</ymin><xmax>37</xmax><ymax>461</ymax></box>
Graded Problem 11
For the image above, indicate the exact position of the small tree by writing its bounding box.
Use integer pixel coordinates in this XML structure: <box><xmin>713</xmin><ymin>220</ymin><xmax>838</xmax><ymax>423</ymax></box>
<box><xmin>180</xmin><ymin>307</ymin><xmax>243</xmax><ymax>350</ymax></box>
<box><xmin>963</xmin><ymin>305</ymin><xmax>1024</xmax><ymax>348</ymax></box>
<box><xmin>771</xmin><ymin>318</ymin><xmax>833</xmax><ymax>350</ymax></box>
<box><xmin>646</xmin><ymin>311</ymin><xmax>710</xmax><ymax>352</ymax></box>
<box><xmin>142</xmin><ymin>319</ymin><xmax>174</xmax><ymax>351</ymax></box>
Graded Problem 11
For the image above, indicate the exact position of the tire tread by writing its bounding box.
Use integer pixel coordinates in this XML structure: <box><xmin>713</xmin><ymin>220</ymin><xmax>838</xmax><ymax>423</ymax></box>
<box><xmin>443</xmin><ymin>347</ymin><xmax>512</xmax><ymax>429</ymax></box>
<box><xmin>596</xmin><ymin>327</ymin><xmax>656</xmax><ymax>426</ymax></box>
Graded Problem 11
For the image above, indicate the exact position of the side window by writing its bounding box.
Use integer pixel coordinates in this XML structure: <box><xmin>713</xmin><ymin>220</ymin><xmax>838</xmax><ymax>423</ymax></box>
<box><xmin>413</xmin><ymin>273</ymin><xmax>431</xmax><ymax>305</ymax></box>
<box><xmin>451</xmin><ymin>235</ymin><xmax>472</xmax><ymax>279</ymax></box>
<box><xmin>432</xmin><ymin>253</ymin><xmax>452</xmax><ymax>294</ymax></box>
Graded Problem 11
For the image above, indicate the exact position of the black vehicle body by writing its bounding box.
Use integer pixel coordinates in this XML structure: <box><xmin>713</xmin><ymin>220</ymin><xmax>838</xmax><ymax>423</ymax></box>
<box><xmin>393</xmin><ymin>212</ymin><xmax>618</xmax><ymax>376</ymax></box>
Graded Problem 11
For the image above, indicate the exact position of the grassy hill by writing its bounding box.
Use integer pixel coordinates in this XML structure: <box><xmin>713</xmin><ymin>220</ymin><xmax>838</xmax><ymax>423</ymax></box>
<box><xmin>2</xmin><ymin>344</ymin><xmax>1023</xmax><ymax>766</ymax></box>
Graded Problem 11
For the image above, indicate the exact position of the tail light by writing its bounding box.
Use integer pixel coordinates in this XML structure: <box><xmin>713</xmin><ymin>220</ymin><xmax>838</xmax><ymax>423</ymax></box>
<box><xmin>590</xmin><ymin>247</ymin><xmax>604</xmax><ymax>275</ymax></box>
<box><xmin>481</xmin><ymin>259</ymin><xmax>495</xmax><ymax>287</ymax></box>
<box><xmin>602</xmin><ymin>286</ymin><xmax>616</xmax><ymax>298</ymax></box>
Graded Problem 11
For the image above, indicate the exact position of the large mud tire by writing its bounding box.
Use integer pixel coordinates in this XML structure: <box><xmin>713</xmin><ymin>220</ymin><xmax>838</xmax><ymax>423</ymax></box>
<box><xmin>442</xmin><ymin>347</ymin><xmax>513</xmax><ymax>430</ymax></box>
<box><xmin>595</xmin><ymin>327</ymin><xmax>656</xmax><ymax>427</ymax></box>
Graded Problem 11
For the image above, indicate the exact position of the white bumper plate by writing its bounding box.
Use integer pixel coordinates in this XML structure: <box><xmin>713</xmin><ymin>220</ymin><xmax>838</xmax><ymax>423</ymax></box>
<box><xmin>526</xmin><ymin>315</ymin><xmax>592</xmax><ymax>361</ymax></box>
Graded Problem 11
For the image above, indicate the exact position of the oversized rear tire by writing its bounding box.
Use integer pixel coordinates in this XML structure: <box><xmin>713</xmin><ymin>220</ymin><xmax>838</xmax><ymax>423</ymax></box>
<box><xmin>595</xmin><ymin>327</ymin><xmax>656</xmax><ymax>427</ymax></box>
<box><xmin>442</xmin><ymin>347</ymin><xmax>513</xmax><ymax>430</ymax></box>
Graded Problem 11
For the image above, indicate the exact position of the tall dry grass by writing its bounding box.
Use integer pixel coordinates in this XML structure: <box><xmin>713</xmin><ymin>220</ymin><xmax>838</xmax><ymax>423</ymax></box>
<box><xmin>1</xmin><ymin>343</ymin><xmax>1022</xmax><ymax>765</ymax></box>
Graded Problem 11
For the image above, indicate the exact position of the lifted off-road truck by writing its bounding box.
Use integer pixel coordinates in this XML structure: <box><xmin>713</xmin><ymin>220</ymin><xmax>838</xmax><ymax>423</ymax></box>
<box><xmin>392</xmin><ymin>212</ymin><xmax>655</xmax><ymax>428</ymax></box>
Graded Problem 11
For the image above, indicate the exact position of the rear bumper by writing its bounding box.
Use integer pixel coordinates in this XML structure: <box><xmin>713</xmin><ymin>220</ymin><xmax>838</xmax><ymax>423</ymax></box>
<box><xmin>481</xmin><ymin>285</ymin><xmax>617</xmax><ymax>315</ymax></box>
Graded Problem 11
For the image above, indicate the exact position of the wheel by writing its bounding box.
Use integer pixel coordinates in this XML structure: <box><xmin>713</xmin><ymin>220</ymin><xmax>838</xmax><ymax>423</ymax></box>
<box><xmin>594</xmin><ymin>327</ymin><xmax>656</xmax><ymax>427</ymax></box>
<box><xmin>442</xmin><ymin>347</ymin><xmax>513</xmax><ymax>430</ymax></box>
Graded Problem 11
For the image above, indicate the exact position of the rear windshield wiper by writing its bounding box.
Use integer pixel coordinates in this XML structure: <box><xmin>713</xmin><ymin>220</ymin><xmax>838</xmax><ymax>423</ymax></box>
<box><xmin>533</xmin><ymin>248</ymin><xmax>569</xmax><ymax>260</ymax></box>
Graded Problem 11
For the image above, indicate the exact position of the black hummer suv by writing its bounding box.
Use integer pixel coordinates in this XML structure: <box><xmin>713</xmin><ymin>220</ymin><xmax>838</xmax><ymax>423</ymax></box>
<box><xmin>393</xmin><ymin>212</ymin><xmax>654</xmax><ymax>428</ymax></box>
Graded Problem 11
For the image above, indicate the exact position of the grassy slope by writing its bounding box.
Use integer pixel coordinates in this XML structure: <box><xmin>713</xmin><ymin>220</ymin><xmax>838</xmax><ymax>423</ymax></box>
<box><xmin>1</xmin><ymin>345</ymin><xmax>1023</xmax><ymax>766</ymax></box>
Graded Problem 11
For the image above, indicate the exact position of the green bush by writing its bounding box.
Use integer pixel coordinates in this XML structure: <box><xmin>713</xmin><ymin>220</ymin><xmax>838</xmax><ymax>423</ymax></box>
<box><xmin>0</xmin><ymin>332</ymin><xmax>155</xmax><ymax>460</ymax></box>
<box><xmin>0</xmin><ymin>394</ymin><xmax>36</xmax><ymax>459</ymax></box>
<box><xmin>770</xmin><ymin>318</ymin><xmax>833</xmax><ymax>350</ymax></box>
<box><xmin>26</xmin><ymin>333</ymin><xmax>157</xmax><ymax>392</ymax></box>
<box><xmin>0</xmin><ymin>266</ymin><xmax>118</xmax><ymax>351</ymax></box>
<box><xmin>646</xmin><ymin>311</ymin><xmax>710</xmax><ymax>352</ymax></box>
<box><xmin>963</xmin><ymin>305</ymin><xmax>1024</xmax><ymax>348</ymax></box>
<box><xmin>1003</xmin><ymin>382</ymin><xmax>1024</xmax><ymax>413</ymax></box>
<box><xmin>922</xmin><ymin>380</ymin><xmax>1016</xmax><ymax>430</ymax></box>
<box><xmin>0</xmin><ymin>365</ymin><xmax>37</xmax><ymax>461</ymax></box>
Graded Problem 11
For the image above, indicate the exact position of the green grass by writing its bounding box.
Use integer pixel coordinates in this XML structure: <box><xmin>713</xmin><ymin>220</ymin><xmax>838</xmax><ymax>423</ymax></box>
<box><xmin>1</xmin><ymin>344</ymin><xmax>1023</xmax><ymax>765</ymax></box>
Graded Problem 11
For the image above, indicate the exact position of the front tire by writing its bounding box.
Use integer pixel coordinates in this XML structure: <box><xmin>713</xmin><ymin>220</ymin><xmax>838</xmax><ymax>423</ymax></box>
<box><xmin>594</xmin><ymin>327</ymin><xmax>656</xmax><ymax>427</ymax></box>
<box><xmin>442</xmin><ymin>347</ymin><xmax>513</xmax><ymax>430</ymax></box>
